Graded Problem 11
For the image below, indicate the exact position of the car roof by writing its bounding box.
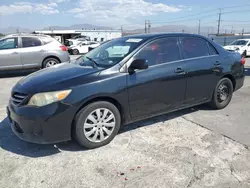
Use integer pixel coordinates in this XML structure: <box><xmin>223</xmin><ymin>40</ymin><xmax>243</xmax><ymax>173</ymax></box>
<box><xmin>4</xmin><ymin>33</ymin><xmax>51</xmax><ymax>38</ymax></box>
<box><xmin>121</xmin><ymin>33</ymin><xmax>207</xmax><ymax>40</ymax></box>
<box><xmin>235</xmin><ymin>38</ymin><xmax>250</xmax><ymax>41</ymax></box>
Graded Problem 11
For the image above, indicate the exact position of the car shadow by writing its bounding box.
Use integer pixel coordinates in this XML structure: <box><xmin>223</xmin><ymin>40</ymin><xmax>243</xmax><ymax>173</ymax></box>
<box><xmin>0</xmin><ymin>69</ymin><xmax>37</xmax><ymax>78</ymax></box>
<box><xmin>0</xmin><ymin>105</ymin><xmax>208</xmax><ymax>158</ymax></box>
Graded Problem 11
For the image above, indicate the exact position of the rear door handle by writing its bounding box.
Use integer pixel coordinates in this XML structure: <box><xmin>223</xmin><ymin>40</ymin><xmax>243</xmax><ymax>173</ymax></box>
<box><xmin>40</xmin><ymin>49</ymin><xmax>45</xmax><ymax>52</ymax></box>
<box><xmin>11</xmin><ymin>52</ymin><xmax>18</xmax><ymax>55</ymax></box>
<box><xmin>174</xmin><ymin>67</ymin><xmax>185</xmax><ymax>74</ymax></box>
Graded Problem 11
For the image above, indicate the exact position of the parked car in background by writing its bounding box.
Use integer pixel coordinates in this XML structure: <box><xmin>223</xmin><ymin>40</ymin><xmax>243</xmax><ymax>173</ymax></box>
<box><xmin>7</xmin><ymin>33</ymin><xmax>245</xmax><ymax>149</ymax></box>
<box><xmin>224</xmin><ymin>39</ymin><xmax>250</xmax><ymax>57</ymax></box>
<box><xmin>65</xmin><ymin>35</ymin><xmax>90</xmax><ymax>47</ymax></box>
<box><xmin>71</xmin><ymin>35</ymin><xmax>90</xmax><ymax>41</ymax></box>
<box><xmin>65</xmin><ymin>39</ymin><xmax>83</xmax><ymax>48</ymax></box>
<box><xmin>68</xmin><ymin>41</ymin><xmax>100</xmax><ymax>55</ymax></box>
<box><xmin>0</xmin><ymin>34</ymin><xmax>70</xmax><ymax>70</ymax></box>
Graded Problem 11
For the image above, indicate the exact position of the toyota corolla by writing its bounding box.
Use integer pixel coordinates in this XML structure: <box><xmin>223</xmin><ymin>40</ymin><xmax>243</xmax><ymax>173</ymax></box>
<box><xmin>7</xmin><ymin>33</ymin><xmax>245</xmax><ymax>149</ymax></box>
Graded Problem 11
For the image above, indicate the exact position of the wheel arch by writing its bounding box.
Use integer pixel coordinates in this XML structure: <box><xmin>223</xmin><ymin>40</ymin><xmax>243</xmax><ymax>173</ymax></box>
<box><xmin>42</xmin><ymin>56</ymin><xmax>61</xmax><ymax>68</ymax></box>
<box><xmin>71</xmin><ymin>96</ymin><xmax>124</xmax><ymax>134</ymax></box>
<box><xmin>221</xmin><ymin>74</ymin><xmax>236</xmax><ymax>91</ymax></box>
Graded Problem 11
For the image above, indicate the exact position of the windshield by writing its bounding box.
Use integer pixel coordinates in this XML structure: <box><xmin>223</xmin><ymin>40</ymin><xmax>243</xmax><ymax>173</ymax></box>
<box><xmin>75</xmin><ymin>37</ymin><xmax>145</xmax><ymax>68</ymax></box>
<box><xmin>230</xmin><ymin>40</ymin><xmax>248</xmax><ymax>45</ymax></box>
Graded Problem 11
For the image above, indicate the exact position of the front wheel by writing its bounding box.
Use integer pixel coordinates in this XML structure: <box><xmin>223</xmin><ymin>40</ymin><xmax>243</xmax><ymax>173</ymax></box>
<box><xmin>72</xmin><ymin>49</ymin><xmax>79</xmax><ymax>55</ymax></box>
<box><xmin>73</xmin><ymin>101</ymin><xmax>121</xmax><ymax>149</ymax></box>
<box><xmin>242</xmin><ymin>51</ymin><xmax>247</xmax><ymax>58</ymax></box>
<box><xmin>209</xmin><ymin>78</ymin><xmax>233</xmax><ymax>109</ymax></box>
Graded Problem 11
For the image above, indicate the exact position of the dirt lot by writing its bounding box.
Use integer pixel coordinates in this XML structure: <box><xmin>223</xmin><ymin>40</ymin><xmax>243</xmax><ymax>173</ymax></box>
<box><xmin>0</xmin><ymin>57</ymin><xmax>250</xmax><ymax>188</ymax></box>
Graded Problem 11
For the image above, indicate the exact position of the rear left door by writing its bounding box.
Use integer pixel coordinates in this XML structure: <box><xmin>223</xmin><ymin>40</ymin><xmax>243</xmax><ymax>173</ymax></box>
<box><xmin>179</xmin><ymin>37</ymin><xmax>222</xmax><ymax>105</ymax></box>
<box><xmin>19</xmin><ymin>37</ymin><xmax>46</xmax><ymax>68</ymax></box>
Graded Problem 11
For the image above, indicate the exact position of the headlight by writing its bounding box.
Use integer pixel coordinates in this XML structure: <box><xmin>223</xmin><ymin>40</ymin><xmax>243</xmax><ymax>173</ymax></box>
<box><xmin>27</xmin><ymin>90</ymin><xmax>72</xmax><ymax>107</ymax></box>
<box><xmin>235</xmin><ymin>48</ymin><xmax>240</xmax><ymax>51</ymax></box>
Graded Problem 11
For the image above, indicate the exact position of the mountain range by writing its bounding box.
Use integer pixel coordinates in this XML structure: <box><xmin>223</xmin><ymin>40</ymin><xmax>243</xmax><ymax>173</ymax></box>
<box><xmin>0</xmin><ymin>23</ymin><xmax>215</xmax><ymax>36</ymax></box>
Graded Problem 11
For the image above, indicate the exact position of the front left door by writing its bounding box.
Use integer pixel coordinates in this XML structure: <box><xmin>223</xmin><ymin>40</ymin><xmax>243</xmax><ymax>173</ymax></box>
<box><xmin>0</xmin><ymin>37</ymin><xmax>22</xmax><ymax>70</ymax></box>
<box><xmin>127</xmin><ymin>37</ymin><xmax>187</xmax><ymax>119</ymax></box>
<box><xmin>19</xmin><ymin>37</ymin><xmax>46</xmax><ymax>68</ymax></box>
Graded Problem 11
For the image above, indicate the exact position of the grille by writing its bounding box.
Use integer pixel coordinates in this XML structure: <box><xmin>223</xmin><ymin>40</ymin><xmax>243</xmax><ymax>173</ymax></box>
<box><xmin>11</xmin><ymin>92</ymin><xmax>28</xmax><ymax>106</ymax></box>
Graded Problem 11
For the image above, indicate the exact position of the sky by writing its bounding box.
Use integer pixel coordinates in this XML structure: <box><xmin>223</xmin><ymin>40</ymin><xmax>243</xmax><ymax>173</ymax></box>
<box><xmin>0</xmin><ymin>0</ymin><xmax>250</xmax><ymax>32</ymax></box>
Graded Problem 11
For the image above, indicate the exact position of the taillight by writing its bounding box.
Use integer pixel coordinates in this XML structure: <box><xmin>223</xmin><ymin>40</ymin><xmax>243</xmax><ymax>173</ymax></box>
<box><xmin>241</xmin><ymin>57</ymin><xmax>246</xmax><ymax>65</ymax></box>
<box><xmin>60</xmin><ymin>45</ymin><xmax>68</xmax><ymax>51</ymax></box>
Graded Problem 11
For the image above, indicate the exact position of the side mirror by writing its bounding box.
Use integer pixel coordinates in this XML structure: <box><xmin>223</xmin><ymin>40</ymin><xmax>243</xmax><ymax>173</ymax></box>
<box><xmin>128</xmin><ymin>59</ymin><xmax>148</xmax><ymax>74</ymax></box>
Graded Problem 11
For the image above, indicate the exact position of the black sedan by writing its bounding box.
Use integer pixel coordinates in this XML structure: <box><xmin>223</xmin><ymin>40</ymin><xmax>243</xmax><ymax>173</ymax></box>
<box><xmin>7</xmin><ymin>33</ymin><xmax>245</xmax><ymax>149</ymax></box>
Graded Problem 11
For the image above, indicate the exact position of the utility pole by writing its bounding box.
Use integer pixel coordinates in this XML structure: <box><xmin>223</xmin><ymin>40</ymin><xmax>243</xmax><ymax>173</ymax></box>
<box><xmin>145</xmin><ymin>20</ymin><xmax>147</xmax><ymax>33</ymax></box>
<box><xmin>217</xmin><ymin>9</ymin><xmax>222</xmax><ymax>35</ymax></box>
<box><xmin>148</xmin><ymin>21</ymin><xmax>151</xmax><ymax>33</ymax></box>
<box><xmin>198</xmin><ymin>19</ymin><xmax>201</xmax><ymax>35</ymax></box>
<box><xmin>121</xmin><ymin>26</ymin><xmax>123</xmax><ymax>35</ymax></box>
<box><xmin>242</xmin><ymin>28</ymin><xmax>244</xmax><ymax>38</ymax></box>
<box><xmin>231</xmin><ymin>26</ymin><xmax>234</xmax><ymax>34</ymax></box>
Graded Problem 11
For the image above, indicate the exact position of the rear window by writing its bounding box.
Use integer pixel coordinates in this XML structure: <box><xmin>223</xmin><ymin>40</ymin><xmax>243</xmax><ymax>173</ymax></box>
<box><xmin>40</xmin><ymin>37</ymin><xmax>54</xmax><ymax>45</ymax></box>
<box><xmin>65</xmin><ymin>40</ymin><xmax>73</xmax><ymax>46</ymax></box>
<box><xmin>22</xmin><ymin>37</ymin><xmax>42</xmax><ymax>48</ymax></box>
<box><xmin>208</xmin><ymin>42</ymin><xmax>218</xmax><ymax>55</ymax></box>
<box><xmin>181</xmin><ymin>37</ymin><xmax>209</xmax><ymax>59</ymax></box>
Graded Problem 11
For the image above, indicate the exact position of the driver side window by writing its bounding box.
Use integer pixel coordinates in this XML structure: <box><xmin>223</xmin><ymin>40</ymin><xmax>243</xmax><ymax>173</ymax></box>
<box><xmin>134</xmin><ymin>37</ymin><xmax>181</xmax><ymax>67</ymax></box>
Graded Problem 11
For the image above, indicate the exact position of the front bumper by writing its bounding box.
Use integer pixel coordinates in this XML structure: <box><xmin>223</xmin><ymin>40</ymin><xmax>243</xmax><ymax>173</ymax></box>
<box><xmin>7</xmin><ymin>102</ymin><xmax>77</xmax><ymax>144</ymax></box>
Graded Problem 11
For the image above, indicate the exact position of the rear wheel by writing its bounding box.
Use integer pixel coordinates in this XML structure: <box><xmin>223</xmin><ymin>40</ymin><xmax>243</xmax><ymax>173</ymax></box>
<box><xmin>72</xmin><ymin>49</ymin><xmax>79</xmax><ymax>55</ymax></box>
<box><xmin>209</xmin><ymin>78</ymin><xmax>233</xmax><ymax>109</ymax></box>
<box><xmin>42</xmin><ymin>58</ymin><xmax>60</xmax><ymax>68</ymax></box>
<box><xmin>73</xmin><ymin>101</ymin><xmax>121</xmax><ymax>149</ymax></box>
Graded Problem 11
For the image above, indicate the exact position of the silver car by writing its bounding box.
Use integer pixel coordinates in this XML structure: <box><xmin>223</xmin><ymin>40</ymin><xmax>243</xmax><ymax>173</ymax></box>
<box><xmin>0</xmin><ymin>34</ymin><xmax>70</xmax><ymax>70</ymax></box>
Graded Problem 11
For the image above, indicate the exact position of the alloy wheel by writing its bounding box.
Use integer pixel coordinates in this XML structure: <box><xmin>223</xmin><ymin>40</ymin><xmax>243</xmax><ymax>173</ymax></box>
<box><xmin>46</xmin><ymin>60</ymin><xmax>58</xmax><ymax>67</ymax></box>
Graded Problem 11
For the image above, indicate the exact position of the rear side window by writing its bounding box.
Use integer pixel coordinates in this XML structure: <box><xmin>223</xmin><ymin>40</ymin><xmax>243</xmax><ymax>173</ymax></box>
<box><xmin>0</xmin><ymin>38</ymin><xmax>18</xmax><ymax>50</ymax></box>
<box><xmin>207</xmin><ymin>42</ymin><xmax>218</xmax><ymax>55</ymax></box>
<box><xmin>40</xmin><ymin>37</ymin><xmax>54</xmax><ymax>45</ymax></box>
<box><xmin>135</xmin><ymin>37</ymin><xmax>181</xmax><ymax>66</ymax></box>
<box><xmin>181</xmin><ymin>37</ymin><xmax>209</xmax><ymax>59</ymax></box>
<box><xmin>22</xmin><ymin>37</ymin><xmax>42</xmax><ymax>48</ymax></box>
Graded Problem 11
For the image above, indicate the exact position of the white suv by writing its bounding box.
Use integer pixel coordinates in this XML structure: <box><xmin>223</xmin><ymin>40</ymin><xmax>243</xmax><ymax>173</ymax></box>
<box><xmin>224</xmin><ymin>39</ymin><xmax>250</xmax><ymax>57</ymax></box>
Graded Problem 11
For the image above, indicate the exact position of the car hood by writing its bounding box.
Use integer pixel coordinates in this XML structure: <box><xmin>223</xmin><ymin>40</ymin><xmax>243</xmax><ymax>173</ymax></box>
<box><xmin>14</xmin><ymin>63</ymin><xmax>102</xmax><ymax>94</ymax></box>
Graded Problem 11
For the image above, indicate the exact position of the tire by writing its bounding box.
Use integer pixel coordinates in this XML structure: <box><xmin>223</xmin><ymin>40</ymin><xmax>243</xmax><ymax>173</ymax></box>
<box><xmin>72</xmin><ymin>49</ymin><xmax>79</xmax><ymax>55</ymax></box>
<box><xmin>42</xmin><ymin>58</ymin><xmax>60</xmax><ymax>68</ymax></box>
<box><xmin>73</xmin><ymin>101</ymin><xmax>121</xmax><ymax>149</ymax></box>
<box><xmin>242</xmin><ymin>51</ymin><xmax>247</xmax><ymax>58</ymax></box>
<box><xmin>209</xmin><ymin>78</ymin><xmax>233</xmax><ymax>109</ymax></box>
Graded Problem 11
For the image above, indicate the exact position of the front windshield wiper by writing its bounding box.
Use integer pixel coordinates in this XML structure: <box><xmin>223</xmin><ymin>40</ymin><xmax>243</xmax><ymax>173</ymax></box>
<box><xmin>85</xmin><ymin>56</ymin><xmax>99</xmax><ymax>67</ymax></box>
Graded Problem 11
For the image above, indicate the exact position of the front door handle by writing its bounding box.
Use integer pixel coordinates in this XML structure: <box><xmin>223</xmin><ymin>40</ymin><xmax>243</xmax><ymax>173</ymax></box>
<box><xmin>214</xmin><ymin>61</ymin><xmax>221</xmax><ymax>67</ymax></box>
<box><xmin>174</xmin><ymin>67</ymin><xmax>185</xmax><ymax>74</ymax></box>
<box><xmin>11</xmin><ymin>52</ymin><xmax>18</xmax><ymax>55</ymax></box>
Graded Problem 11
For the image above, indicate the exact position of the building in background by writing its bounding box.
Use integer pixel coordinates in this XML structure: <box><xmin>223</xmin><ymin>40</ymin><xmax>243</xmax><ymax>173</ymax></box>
<box><xmin>34</xmin><ymin>29</ymin><xmax>122</xmax><ymax>44</ymax></box>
